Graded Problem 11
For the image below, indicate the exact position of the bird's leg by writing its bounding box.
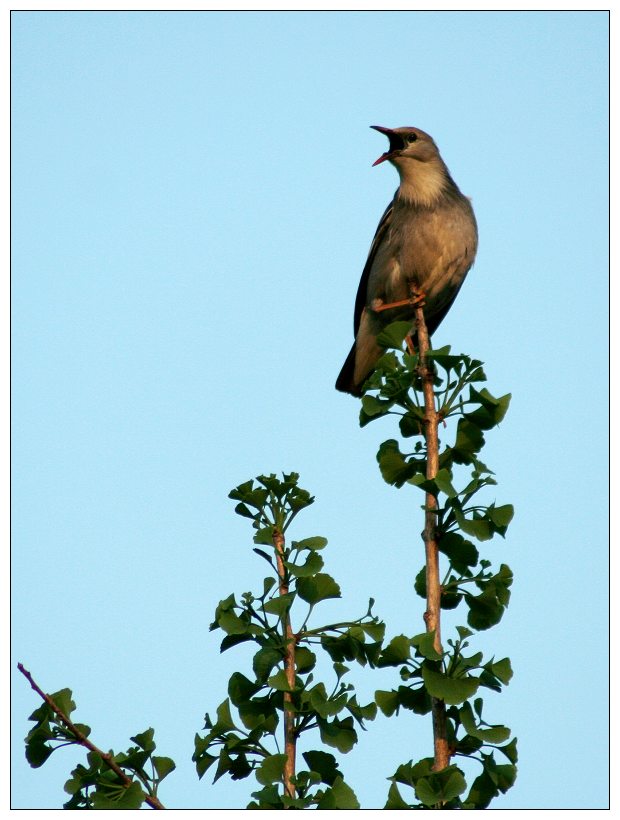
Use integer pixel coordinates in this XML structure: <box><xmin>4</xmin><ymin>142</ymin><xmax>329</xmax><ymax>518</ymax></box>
<box><xmin>407</xmin><ymin>282</ymin><xmax>426</xmax><ymax>306</ymax></box>
<box><xmin>371</xmin><ymin>286</ymin><xmax>426</xmax><ymax>314</ymax></box>
<box><xmin>405</xmin><ymin>334</ymin><xmax>416</xmax><ymax>355</ymax></box>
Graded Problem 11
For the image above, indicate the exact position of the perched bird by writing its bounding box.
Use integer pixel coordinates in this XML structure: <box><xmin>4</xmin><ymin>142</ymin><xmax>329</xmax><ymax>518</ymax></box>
<box><xmin>335</xmin><ymin>126</ymin><xmax>478</xmax><ymax>396</ymax></box>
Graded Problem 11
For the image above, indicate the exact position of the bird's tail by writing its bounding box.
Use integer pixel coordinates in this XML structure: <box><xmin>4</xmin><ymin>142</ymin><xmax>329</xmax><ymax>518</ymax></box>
<box><xmin>335</xmin><ymin>344</ymin><xmax>362</xmax><ymax>397</ymax></box>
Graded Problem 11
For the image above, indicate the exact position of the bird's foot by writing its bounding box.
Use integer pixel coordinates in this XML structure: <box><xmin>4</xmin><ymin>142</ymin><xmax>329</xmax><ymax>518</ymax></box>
<box><xmin>407</xmin><ymin>285</ymin><xmax>426</xmax><ymax>307</ymax></box>
<box><xmin>371</xmin><ymin>289</ymin><xmax>426</xmax><ymax>314</ymax></box>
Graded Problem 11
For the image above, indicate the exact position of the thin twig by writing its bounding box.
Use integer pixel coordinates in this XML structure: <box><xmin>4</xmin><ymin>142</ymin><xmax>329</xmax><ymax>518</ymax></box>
<box><xmin>17</xmin><ymin>663</ymin><xmax>165</xmax><ymax>810</ymax></box>
<box><xmin>413</xmin><ymin>304</ymin><xmax>451</xmax><ymax>773</ymax></box>
<box><xmin>272</xmin><ymin>529</ymin><xmax>297</xmax><ymax>803</ymax></box>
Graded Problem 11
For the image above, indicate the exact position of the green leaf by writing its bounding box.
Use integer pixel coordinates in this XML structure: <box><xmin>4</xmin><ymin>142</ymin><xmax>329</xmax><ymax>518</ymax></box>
<box><xmin>71</xmin><ymin>723</ymin><xmax>90</xmax><ymax>739</ymax></box>
<box><xmin>254</xmin><ymin>525</ymin><xmax>276</xmax><ymax>546</ymax></box>
<box><xmin>465</xmin><ymin>587</ymin><xmax>507</xmax><ymax>631</ymax></box>
<box><xmin>453</xmin><ymin>418</ymin><xmax>485</xmax><ymax>462</ymax></box>
<box><xmin>495</xmin><ymin>762</ymin><xmax>517</xmax><ymax>792</ymax></box>
<box><xmin>193</xmin><ymin>745</ymin><xmax>217</xmax><ymax>780</ymax></box>
<box><xmin>91</xmin><ymin>782</ymin><xmax>146</xmax><ymax>810</ymax></box>
<box><xmin>310</xmin><ymin>683</ymin><xmax>346</xmax><ymax>718</ymax></box>
<box><xmin>454</xmin><ymin>508</ymin><xmax>494</xmax><ymax>541</ymax></box>
<box><xmin>464</xmin><ymin>769</ymin><xmax>497</xmax><ymax>809</ymax></box>
<box><xmin>421</xmin><ymin>665</ymin><xmax>479</xmax><ymax>705</ymax></box>
<box><xmin>263</xmin><ymin>592</ymin><xmax>296</xmax><ymax>616</ymax></box>
<box><xmin>478</xmin><ymin>725</ymin><xmax>511</xmax><ymax>744</ymax></box>
<box><xmin>434</xmin><ymin>468</ymin><xmax>458</xmax><ymax>498</ymax></box>
<box><xmin>456</xmin><ymin>734</ymin><xmax>483</xmax><ymax>756</ymax></box>
<box><xmin>26</xmin><ymin>701</ymin><xmax>53</xmax><ymax>726</ymax></box>
<box><xmin>286</xmin><ymin>551</ymin><xmax>323</xmax><ymax>577</ymax></box>
<box><xmin>213</xmin><ymin>746</ymin><xmax>251</xmax><ymax>783</ymax></box>
<box><xmin>488</xmin><ymin>503</ymin><xmax>514</xmax><ymax>533</ymax></box>
<box><xmin>118</xmin><ymin>748</ymin><xmax>150</xmax><ymax>772</ymax></box>
<box><xmin>399</xmin><ymin>409</ymin><xmax>425</xmax><ymax>438</ymax></box>
<box><xmin>217</xmin><ymin>609</ymin><xmax>249</xmax><ymax>635</ymax></box>
<box><xmin>229</xmin><ymin>481</ymin><xmax>269</xmax><ymax>511</ymax></box>
<box><xmin>295</xmin><ymin>646</ymin><xmax>316</xmax><ymax>673</ymax></box>
<box><xmin>498</xmin><ymin>737</ymin><xmax>519</xmax><ymax>764</ymax></box>
<box><xmin>25</xmin><ymin>735</ymin><xmax>54</xmax><ymax>768</ymax></box>
<box><xmin>462</xmin><ymin>750</ymin><xmax>516</xmax><ymax>809</ymax></box>
<box><xmin>235</xmin><ymin>503</ymin><xmax>257</xmax><ymax>520</ymax></box>
<box><xmin>375</xmin><ymin>690</ymin><xmax>399</xmax><ymax>717</ymax></box>
<box><xmin>267</xmin><ymin>669</ymin><xmax>295</xmax><ymax>692</ymax></box>
<box><xmin>440</xmin><ymin>584</ymin><xmax>463</xmax><ymax>610</ymax></box>
<box><xmin>346</xmin><ymin>696</ymin><xmax>377</xmax><ymax>724</ymax></box>
<box><xmin>459</xmin><ymin>701</ymin><xmax>511</xmax><ymax>744</ymax></box>
<box><xmin>377</xmin><ymin>634</ymin><xmax>411</xmax><ymax>666</ymax></box>
<box><xmin>317</xmin><ymin>716</ymin><xmax>357</xmax><ymax>753</ymax></box>
<box><xmin>291</xmin><ymin>536</ymin><xmax>328</xmax><ymax>551</ymax></box>
<box><xmin>415</xmin><ymin>765</ymin><xmax>467</xmax><ymax>806</ymax></box>
<box><xmin>130</xmin><ymin>727</ymin><xmax>155</xmax><ymax>752</ymax></box>
<box><xmin>487</xmin><ymin>657</ymin><xmax>513</xmax><ymax>685</ymax></box>
<box><xmin>214</xmin><ymin>699</ymin><xmax>235</xmax><ymax>732</ymax></box>
<box><xmin>220</xmin><ymin>633</ymin><xmax>253</xmax><ymax>653</ymax></box>
<box><xmin>49</xmin><ymin>689</ymin><xmax>76</xmax><ymax>718</ymax></box>
<box><xmin>397</xmin><ymin>685</ymin><xmax>432</xmax><ymax>715</ymax></box>
<box><xmin>253</xmin><ymin>646</ymin><xmax>283</xmax><ymax>682</ymax></box>
<box><xmin>376</xmin><ymin>440</ymin><xmax>422</xmax><ymax>487</ymax></box>
<box><xmin>414</xmin><ymin>566</ymin><xmax>427</xmax><ymax>599</ymax></box>
<box><xmin>376</xmin><ymin>320</ymin><xmax>413</xmax><ymax>349</ymax></box>
<box><xmin>152</xmin><ymin>756</ymin><xmax>176</xmax><ymax>782</ymax></box>
<box><xmin>248</xmin><ymin>783</ymin><xmax>283</xmax><ymax>809</ymax></box>
<box><xmin>426</xmin><ymin>348</ymin><xmax>463</xmax><ymax>370</ymax></box>
<box><xmin>384</xmin><ymin>781</ymin><xmax>412</xmax><ymax>809</ymax></box>
<box><xmin>296</xmin><ymin>573</ymin><xmax>341</xmax><ymax>604</ymax></box>
<box><xmin>255</xmin><ymin>754</ymin><xmax>288</xmax><ymax>786</ymax></box>
<box><xmin>392</xmin><ymin>757</ymin><xmax>433</xmax><ymax>787</ymax></box>
<box><xmin>439</xmin><ymin>532</ymin><xmax>479</xmax><ymax>572</ymax></box>
<box><xmin>360</xmin><ymin>620</ymin><xmax>385</xmax><ymax>642</ymax></box>
<box><xmin>332</xmin><ymin>661</ymin><xmax>349</xmax><ymax>681</ymax></box>
<box><xmin>467</xmin><ymin>387</ymin><xmax>511</xmax><ymax>429</ymax></box>
<box><xmin>238</xmin><ymin>696</ymin><xmax>278</xmax><ymax>732</ymax></box>
<box><xmin>302</xmin><ymin>750</ymin><xmax>340</xmax><ymax>786</ymax></box>
<box><xmin>361</xmin><ymin>394</ymin><xmax>393</xmax><ymax>418</ymax></box>
<box><xmin>411</xmin><ymin>631</ymin><xmax>443</xmax><ymax>661</ymax></box>
<box><xmin>228</xmin><ymin>672</ymin><xmax>261</xmax><ymax>706</ymax></box>
<box><xmin>316</xmin><ymin>775</ymin><xmax>360</xmax><ymax>809</ymax></box>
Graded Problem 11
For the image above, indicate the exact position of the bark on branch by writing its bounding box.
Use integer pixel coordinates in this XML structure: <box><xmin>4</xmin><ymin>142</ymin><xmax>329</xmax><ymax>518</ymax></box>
<box><xmin>272</xmin><ymin>528</ymin><xmax>297</xmax><ymax>802</ymax></box>
<box><xmin>413</xmin><ymin>306</ymin><xmax>451</xmax><ymax>773</ymax></box>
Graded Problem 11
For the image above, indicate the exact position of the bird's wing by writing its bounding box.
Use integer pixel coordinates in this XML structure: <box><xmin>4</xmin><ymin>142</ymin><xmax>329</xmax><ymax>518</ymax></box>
<box><xmin>423</xmin><ymin>283</ymin><xmax>463</xmax><ymax>338</ymax></box>
<box><xmin>352</xmin><ymin>196</ymin><xmax>395</xmax><ymax>336</ymax></box>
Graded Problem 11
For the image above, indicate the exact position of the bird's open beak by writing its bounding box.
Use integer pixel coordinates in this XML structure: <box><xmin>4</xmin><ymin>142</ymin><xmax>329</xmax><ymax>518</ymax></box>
<box><xmin>370</xmin><ymin>125</ymin><xmax>402</xmax><ymax>166</ymax></box>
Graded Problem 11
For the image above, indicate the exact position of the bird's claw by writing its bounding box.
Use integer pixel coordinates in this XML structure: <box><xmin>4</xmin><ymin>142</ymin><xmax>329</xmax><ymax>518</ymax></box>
<box><xmin>371</xmin><ymin>289</ymin><xmax>426</xmax><ymax>314</ymax></box>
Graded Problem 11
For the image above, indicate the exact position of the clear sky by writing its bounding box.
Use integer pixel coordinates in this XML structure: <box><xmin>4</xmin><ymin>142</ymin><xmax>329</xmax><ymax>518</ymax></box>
<box><xmin>11</xmin><ymin>10</ymin><xmax>609</xmax><ymax>811</ymax></box>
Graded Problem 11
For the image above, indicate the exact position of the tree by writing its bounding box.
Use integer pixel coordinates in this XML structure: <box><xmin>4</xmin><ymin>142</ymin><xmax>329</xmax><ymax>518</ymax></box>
<box><xmin>361</xmin><ymin>308</ymin><xmax>516</xmax><ymax>808</ymax></box>
<box><xmin>19</xmin><ymin>314</ymin><xmax>516</xmax><ymax>809</ymax></box>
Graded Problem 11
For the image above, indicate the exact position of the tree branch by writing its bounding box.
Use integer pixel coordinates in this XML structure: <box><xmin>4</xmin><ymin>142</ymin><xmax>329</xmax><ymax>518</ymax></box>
<box><xmin>272</xmin><ymin>529</ymin><xmax>297</xmax><ymax>803</ymax></box>
<box><xmin>17</xmin><ymin>663</ymin><xmax>165</xmax><ymax>810</ymax></box>
<box><xmin>413</xmin><ymin>305</ymin><xmax>451</xmax><ymax>773</ymax></box>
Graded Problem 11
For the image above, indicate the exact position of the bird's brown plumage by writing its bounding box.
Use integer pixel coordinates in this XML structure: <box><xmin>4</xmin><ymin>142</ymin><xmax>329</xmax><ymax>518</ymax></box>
<box><xmin>336</xmin><ymin>126</ymin><xmax>477</xmax><ymax>396</ymax></box>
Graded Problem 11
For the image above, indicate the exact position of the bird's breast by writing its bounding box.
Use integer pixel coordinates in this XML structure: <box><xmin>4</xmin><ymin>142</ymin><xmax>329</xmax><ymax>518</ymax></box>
<box><xmin>369</xmin><ymin>200</ymin><xmax>477</xmax><ymax>314</ymax></box>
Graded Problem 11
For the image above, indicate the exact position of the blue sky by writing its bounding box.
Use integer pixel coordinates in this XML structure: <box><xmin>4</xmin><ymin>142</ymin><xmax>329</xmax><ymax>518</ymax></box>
<box><xmin>11</xmin><ymin>10</ymin><xmax>609</xmax><ymax>810</ymax></box>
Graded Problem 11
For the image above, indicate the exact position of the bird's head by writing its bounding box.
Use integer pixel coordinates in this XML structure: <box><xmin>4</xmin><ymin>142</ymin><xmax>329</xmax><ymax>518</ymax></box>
<box><xmin>370</xmin><ymin>125</ymin><xmax>451</xmax><ymax>206</ymax></box>
<box><xmin>371</xmin><ymin>125</ymin><xmax>440</xmax><ymax>167</ymax></box>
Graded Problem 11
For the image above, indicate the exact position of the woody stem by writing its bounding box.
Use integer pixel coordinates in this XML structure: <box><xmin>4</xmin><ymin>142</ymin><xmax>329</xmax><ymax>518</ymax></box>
<box><xmin>17</xmin><ymin>663</ymin><xmax>165</xmax><ymax>809</ymax></box>
<box><xmin>413</xmin><ymin>302</ymin><xmax>450</xmax><ymax>773</ymax></box>
<box><xmin>273</xmin><ymin>528</ymin><xmax>296</xmax><ymax>802</ymax></box>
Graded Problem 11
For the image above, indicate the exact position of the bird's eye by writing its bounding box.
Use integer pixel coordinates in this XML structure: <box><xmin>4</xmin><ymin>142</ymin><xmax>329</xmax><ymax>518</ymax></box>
<box><xmin>407</xmin><ymin>133</ymin><xmax>418</xmax><ymax>143</ymax></box>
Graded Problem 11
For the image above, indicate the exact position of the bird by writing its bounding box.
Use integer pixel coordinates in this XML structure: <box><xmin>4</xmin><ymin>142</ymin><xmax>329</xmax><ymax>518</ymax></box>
<box><xmin>335</xmin><ymin>125</ymin><xmax>478</xmax><ymax>396</ymax></box>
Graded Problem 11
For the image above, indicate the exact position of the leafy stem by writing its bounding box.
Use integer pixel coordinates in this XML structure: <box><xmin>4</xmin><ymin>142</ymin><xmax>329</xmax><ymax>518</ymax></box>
<box><xmin>18</xmin><ymin>664</ymin><xmax>167</xmax><ymax>810</ymax></box>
